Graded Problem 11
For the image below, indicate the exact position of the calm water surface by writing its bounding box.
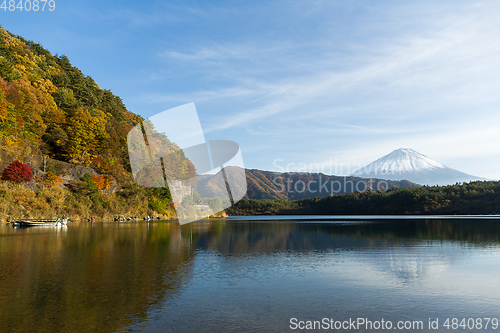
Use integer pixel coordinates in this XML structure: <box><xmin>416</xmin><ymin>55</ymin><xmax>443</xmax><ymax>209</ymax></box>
<box><xmin>1</xmin><ymin>217</ymin><xmax>500</xmax><ymax>332</ymax></box>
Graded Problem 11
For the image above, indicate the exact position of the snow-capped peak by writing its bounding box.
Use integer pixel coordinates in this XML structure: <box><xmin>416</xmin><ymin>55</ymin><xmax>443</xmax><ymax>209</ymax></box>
<box><xmin>354</xmin><ymin>148</ymin><xmax>445</xmax><ymax>176</ymax></box>
<box><xmin>351</xmin><ymin>148</ymin><xmax>484</xmax><ymax>186</ymax></box>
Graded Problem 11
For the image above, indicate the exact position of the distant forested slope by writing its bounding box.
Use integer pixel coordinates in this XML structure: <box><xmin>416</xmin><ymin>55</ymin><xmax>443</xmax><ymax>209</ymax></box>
<box><xmin>227</xmin><ymin>180</ymin><xmax>500</xmax><ymax>215</ymax></box>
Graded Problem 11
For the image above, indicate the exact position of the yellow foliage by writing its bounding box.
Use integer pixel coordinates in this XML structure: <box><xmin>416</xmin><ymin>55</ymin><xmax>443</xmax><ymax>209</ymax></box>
<box><xmin>66</xmin><ymin>108</ymin><xmax>110</xmax><ymax>165</ymax></box>
<box><xmin>12</xmin><ymin>79</ymin><xmax>48</xmax><ymax>137</ymax></box>
<box><xmin>11</xmin><ymin>53</ymin><xmax>33</xmax><ymax>68</ymax></box>
<box><xmin>36</xmin><ymin>172</ymin><xmax>63</xmax><ymax>189</ymax></box>
<box><xmin>12</xmin><ymin>190</ymin><xmax>35</xmax><ymax>205</ymax></box>
<box><xmin>48</xmin><ymin>65</ymin><xmax>61</xmax><ymax>76</ymax></box>
<box><xmin>32</xmin><ymin>78</ymin><xmax>57</xmax><ymax>94</ymax></box>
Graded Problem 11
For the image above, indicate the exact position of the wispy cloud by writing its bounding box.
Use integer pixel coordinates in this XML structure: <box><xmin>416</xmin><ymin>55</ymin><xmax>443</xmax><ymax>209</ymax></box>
<box><xmin>161</xmin><ymin>43</ymin><xmax>263</xmax><ymax>61</ymax></box>
<box><xmin>200</xmin><ymin>6</ymin><xmax>500</xmax><ymax>133</ymax></box>
<box><xmin>144</xmin><ymin>86</ymin><xmax>262</xmax><ymax>103</ymax></box>
<box><xmin>99</xmin><ymin>3</ymin><xmax>211</xmax><ymax>28</ymax></box>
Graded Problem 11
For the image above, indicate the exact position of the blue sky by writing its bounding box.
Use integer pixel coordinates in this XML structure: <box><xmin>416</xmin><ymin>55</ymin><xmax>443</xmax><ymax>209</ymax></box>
<box><xmin>2</xmin><ymin>0</ymin><xmax>500</xmax><ymax>179</ymax></box>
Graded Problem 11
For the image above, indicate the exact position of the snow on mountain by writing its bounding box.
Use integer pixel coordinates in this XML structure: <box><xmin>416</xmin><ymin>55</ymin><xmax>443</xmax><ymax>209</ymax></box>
<box><xmin>352</xmin><ymin>148</ymin><xmax>485</xmax><ymax>186</ymax></box>
<box><xmin>357</xmin><ymin>148</ymin><xmax>444</xmax><ymax>174</ymax></box>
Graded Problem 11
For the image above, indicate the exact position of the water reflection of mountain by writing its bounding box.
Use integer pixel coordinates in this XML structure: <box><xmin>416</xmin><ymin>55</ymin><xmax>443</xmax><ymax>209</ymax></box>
<box><xmin>192</xmin><ymin>219</ymin><xmax>500</xmax><ymax>255</ymax></box>
<box><xmin>382</xmin><ymin>248</ymin><xmax>450</xmax><ymax>284</ymax></box>
<box><xmin>190</xmin><ymin>218</ymin><xmax>500</xmax><ymax>285</ymax></box>
<box><xmin>0</xmin><ymin>223</ymin><xmax>196</xmax><ymax>333</ymax></box>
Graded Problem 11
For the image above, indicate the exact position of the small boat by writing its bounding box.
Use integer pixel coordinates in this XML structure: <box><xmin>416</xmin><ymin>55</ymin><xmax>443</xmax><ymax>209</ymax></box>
<box><xmin>11</xmin><ymin>217</ymin><xmax>69</xmax><ymax>227</ymax></box>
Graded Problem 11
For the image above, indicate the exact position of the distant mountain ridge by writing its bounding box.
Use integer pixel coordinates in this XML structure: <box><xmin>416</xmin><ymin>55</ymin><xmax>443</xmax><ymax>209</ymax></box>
<box><xmin>197</xmin><ymin>167</ymin><xmax>420</xmax><ymax>201</ymax></box>
<box><xmin>352</xmin><ymin>148</ymin><xmax>485</xmax><ymax>186</ymax></box>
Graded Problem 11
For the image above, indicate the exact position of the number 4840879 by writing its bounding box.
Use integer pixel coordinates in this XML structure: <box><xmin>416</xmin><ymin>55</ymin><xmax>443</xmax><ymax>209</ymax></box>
<box><xmin>1</xmin><ymin>0</ymin><xmax>55</xmax><ymax>11</ymax></box>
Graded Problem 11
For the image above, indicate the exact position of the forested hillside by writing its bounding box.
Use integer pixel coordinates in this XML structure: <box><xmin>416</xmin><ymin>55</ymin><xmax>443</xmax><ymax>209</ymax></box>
<box><xmin>0</xmin><ymin>25</ymin><xmax>187</xmax><ymax>220</ymax></box>
<box><xmin>0</xmin><ymin>26</ymin><xmax>141</xmax><ymax>179</ymax></box>
<box><xmin>227</xmin><ymin>181</ymin><xmax>500</xmax><ymax>215</ymax></box>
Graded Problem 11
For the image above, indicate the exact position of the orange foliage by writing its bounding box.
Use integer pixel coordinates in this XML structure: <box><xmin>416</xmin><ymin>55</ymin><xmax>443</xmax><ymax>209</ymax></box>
<box><xmin>92</xmin><ymin>175</ymin><xmax>114</xmax><ymax>190</ymax></box>
<box><xmin>0</xmin><ymin>78</ymin><xmax>9</xmax><ymax>121</ymax></box>
<box><xmin>35</xmin><ymin>172</ymin><xmax>63</xmax><ymax>189</ymax></box>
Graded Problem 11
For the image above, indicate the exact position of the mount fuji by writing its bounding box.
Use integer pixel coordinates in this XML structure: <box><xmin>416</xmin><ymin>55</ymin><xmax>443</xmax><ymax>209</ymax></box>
<box><xmin>352</xmin><ymin>148</ymin><xmax>485</xmax><ymax>186</ymax></box>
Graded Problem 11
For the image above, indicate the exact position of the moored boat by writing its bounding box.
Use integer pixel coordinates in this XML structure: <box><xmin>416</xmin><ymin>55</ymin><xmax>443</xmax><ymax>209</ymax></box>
<box><xmin>10</xmin><ymin>217</ymin><xmax>69</xmax><ymax>227</ymax></box>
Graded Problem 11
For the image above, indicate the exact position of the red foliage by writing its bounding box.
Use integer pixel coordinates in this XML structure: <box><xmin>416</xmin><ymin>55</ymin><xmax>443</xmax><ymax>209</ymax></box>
<box><xmin>1</xmin><ymin>160</ymin><xmax>33</xmax><ymax>184</ymax></box>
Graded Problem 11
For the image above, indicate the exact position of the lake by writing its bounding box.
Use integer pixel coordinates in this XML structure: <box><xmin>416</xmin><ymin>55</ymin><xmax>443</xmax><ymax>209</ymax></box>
<box><xmin>1</xmin><ymin>216</ymin><xmax>500</xmax><ymax>332</ymax></box>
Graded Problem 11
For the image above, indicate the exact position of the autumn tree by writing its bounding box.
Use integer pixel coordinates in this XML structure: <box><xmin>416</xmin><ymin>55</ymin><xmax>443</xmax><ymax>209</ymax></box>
<box><xmin>92</xmin><ymin>174</ymin><xmax>114</xmax><ymax>190</ymax></box>
<box><xmin>35</xmin><ymin>172</ymin><xmax>63</xmax><ymax>189</ymax></box>
<box><xmin>1</xmin><ymin>160</ymin><xmax>33</xmax><ymax>184</ymax></box>
<box><xmin>66</xmin><ymin>107</ymin><xmax>110</xmax><ymax>165</ymax></box>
